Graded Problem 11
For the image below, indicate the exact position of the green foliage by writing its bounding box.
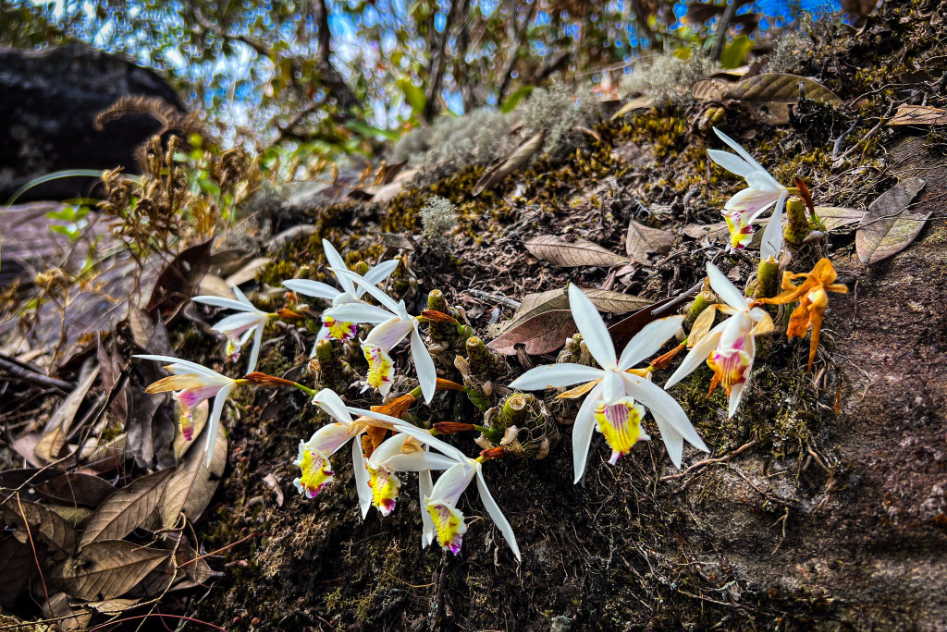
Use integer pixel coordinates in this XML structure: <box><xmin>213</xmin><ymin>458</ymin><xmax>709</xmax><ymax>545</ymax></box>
<box><xmin>720</xmin><ymin>34</ymin><xmax>754</xmax><ymax>69</ymax></box>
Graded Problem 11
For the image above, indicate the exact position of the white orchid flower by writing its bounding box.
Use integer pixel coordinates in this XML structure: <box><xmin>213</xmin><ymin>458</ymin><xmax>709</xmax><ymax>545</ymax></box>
<box><xmin>361</xmin><ymin>432</ymin><xmax>457</xmax><ymax>518</ymax></box>
<box><xmin>665</xmin><ymin>263</ymin><xmax>774</xmax><ymax>418</ymax></box>
<box><xmin>193</xmin><ymin>285</ymin><xmax>271</xmax><ymax>373</ymax></box>
<box><xmin>509</xmin><ymin>284</ymin><xmax>708</xmax><ymax>480</ymax></box>
<box><xmin>299</xmin><ymin>389</ymin><xmax>451</xmax><ymax>521</ymax></box>
<box><xmin>323</xmin><ymin>268</ymin><xmax>436</xmax><ymax>404</ymax></box>
<box><xmin>349</xmin><ymin>406</ymin><xmax>521</xmax><ymax>561</ymax></box>
<box><xmin>135</xmin><ymin>355</ymin><xmax>241</xmax><ymax>466</ymax></box>
<box><xmin>282</xmin><ymin>239</ymin><xmax>399</xmax><ymax>349</ymax></box>
<box><xmin>708</xmin><ymin>127</ymin><xmax>788</xmax><ymax>254</ymax></box>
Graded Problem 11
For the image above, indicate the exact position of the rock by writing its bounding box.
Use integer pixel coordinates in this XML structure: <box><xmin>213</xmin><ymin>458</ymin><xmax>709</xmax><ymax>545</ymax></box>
<box><xmin>0</xmin><ymin>43</ymin><xmax>185</xmax><ymax>202</ymax></box>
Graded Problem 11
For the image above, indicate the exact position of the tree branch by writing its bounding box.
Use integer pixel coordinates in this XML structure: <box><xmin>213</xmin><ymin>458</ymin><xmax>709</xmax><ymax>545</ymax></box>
<box><xmin>496</xmin><ymin>0</ymin><xmax>540</xmax><ymax>102</ymax></box>
<box><xmin>423</xmin><ymin>0</ymin><xmax>463</xmax><ymax>122</ymax></box>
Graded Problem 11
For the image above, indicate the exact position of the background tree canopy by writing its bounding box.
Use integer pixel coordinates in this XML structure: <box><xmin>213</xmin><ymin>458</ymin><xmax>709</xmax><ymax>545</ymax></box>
<box><xmin>0</xmin><ymin>0</ymin><xmax>832</xmax><ymax>160</ymax></box>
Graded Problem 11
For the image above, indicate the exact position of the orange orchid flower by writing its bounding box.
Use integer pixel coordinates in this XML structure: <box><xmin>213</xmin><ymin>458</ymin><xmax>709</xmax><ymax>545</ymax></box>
<box><xmin>760</xmin><ymin>258</ymin><xmax>847</xmax><ymax>371</ymax></box>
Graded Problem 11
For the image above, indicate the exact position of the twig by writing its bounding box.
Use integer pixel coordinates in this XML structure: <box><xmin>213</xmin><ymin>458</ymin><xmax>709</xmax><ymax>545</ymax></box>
<box><xmin>465</xmin><ymin>289</ymin><xmax>521</xmax><ymax>309</ymax></box>
<box><xmin>662</xmin><ymin>439</ymin><xmax>758</xmax><ymax>481</ymax></box>
<box><xmin>0</xmin><ymin>353</ymin><xmax>73</xmax><ymax>393</ymax></box>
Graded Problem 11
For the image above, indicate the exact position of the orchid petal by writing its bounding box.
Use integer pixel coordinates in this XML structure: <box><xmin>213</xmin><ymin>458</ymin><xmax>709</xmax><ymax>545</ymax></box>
<box><xmin>572</xmin><ymin>382</ymin><xmax>603</xmax><ymax>484</ymax></box>
<box><xmin>331</xmin><ymin>268</ymin><xmax>401</xmax><ymax>313</ymax></box>
<box><xmin>213</xmin><ymin>311</ymin><xmax>264</xmax><ymax>334</ymax></box>
<box><xmin>134</xmin><ymin>355</ymin><xmax>227</xmax><ymax>381</ymax></box>
<box><xmin>282</xmin><ymin>279</ymin><xmax>342</xmax><ymax>301</ymax></box>
<box><xmin>725</xmin><ymin>188</ymin><xmax>780</xmax><ymax>218</ymax></box>
<box><xmin>246</xmin><ymin>322</ymin><xmax>264</xmax><ymax>373</ymax></box>
<box><xmin>602</xmin><ymin>369</ymin><xmax>623</xmax><ymax>404</ymax></box>
<box><xmin>568</xmin><ymin>284</ymin><xmax>617</xmax><ymax>369</ymax></box>
<box><xmin>323</xmin><ymin>240</ymin><xmax>356</xmax><ymax>295</ymax></box>
<box><xmin>707</xmin><ymin>148</ymin><xmax>755</xmax><ymax>179</ymax></box>
<box><xmin>430</xmin><ymin>462</ymin><xmax>475</xmax><ymax>506</ymax></box>
<box><xmin>204</xmin><ymin>382</ymin><xmax>236</xmax><ymax>467</ymax></box>
<box><xmin>352</xmin><ymin>437</ymin><xmax>372</xmax><ymax>519</ymax></box>
<box><xmin>230</xmin><ymin>284</ymin><xmax>253</xmax><ymax>306</ymax></box>
<box><xmin>617</xmin><ymin>315</ymin><xmax>686</xmax><ymax>371</ymax></box>
<box><xmin>728</xmin><ymin>381</ymin><xmax>746</xmax><ymax>419</ymax></box>
<box><xmin>713</xmin><ymin>127</ymin><xmax>769</xmax><ymax>178</ymax></box>
<box><xmin>346</xmin><ymin>407</ymin><xmax>470</xmax><ymax>464</ymax></box>
<box><xmin>419</xmin><ymin>467</ymin><xmax>435</xmax><ymax>548</ymax></box>
<box><xmin>306</xmin><ymin>422</ymin><xmax>357</xmax><ymax>456</ymax></box>
<box><xmin>325</xmin><ymin>302</ymin><xmax>394</xmax><ymax>325</ymax></box>
<box><xmin>365</xmin><ymin>317</ymin><xmax>414</xmax><ymax>351</ymax></box>
<box><xmin>760</xmin><ymin>190</ymin><xmax>788</xmax><ymax>261</ymax></box>
<box><xmin>707</xmin><ymin>263</ymin><xmax>750</xmax><ymax>312</ymax></box>
<box><xmin>664</xmin><ymin>327</ymin><xmax>724</xmax><ymax>389</ymax></box>
<box><xmin>192</xmin><ymin>296</ymin><xmax>255</xmax><ymax>312</ymax></box>
<box><xmin>359</xmin><ymin>259</ymin><xmax>400</xmax><ymax>294</ymax></box>
<box><xmin>384</xmin><ymin>451</ymin><xmax>458</xmax><ymax>472</ymax></box>
<box><xmin>651</xmin><ymin>411</ymin><xmax>685</xmax><ymax>468</ymax></box>
<box><xmin>476</xmin><ymin>465</ymin><xmax>521</xmax><ymax>562</ymax></box>
<box><xmin>509</xmin><ymin>363</ymin><xmax>605</xmax><ymax>390</ymax></box>
<box><xmin>623</xmin><ymin>372</ymin><xmax>708</xmax><ymax>453</ymax></box>
<box><xmin>312</xmin><ymin>389</ymin><xmax>354</xmax><ymax>424</ymax></box>
<box><xmin>411</xmin><ymin>329</ymin><xmax>437</xmax><ymax>404</ymax></box>
<box><xmin>369</xmin><ymin>433</ymin><xmax>411</xmax><ymax>465</ymax></box>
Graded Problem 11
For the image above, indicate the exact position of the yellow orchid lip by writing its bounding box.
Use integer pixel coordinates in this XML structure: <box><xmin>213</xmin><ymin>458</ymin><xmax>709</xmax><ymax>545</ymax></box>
<box><xmin>293</xmin><ymin>446</ymin><xmax>335</xmax><ymax>499</ymax></box>
<box><xmin>426</xmin><ymin>500</ymin><xmax>467</xmax><ymax>555</ymax></box>
<box><xmin>363</xmin><ymin>344</ymin><xmax>395</xmax><ymax>395</ymax></box>
<box><xmin>368</xmin><ymin>465</ymin><xmax>401</xmax><ymax>516</ymax></box>
<box><xmin>593</xmin><ymin>398</ymin><xmax>649</xmax><ymax>465</ymax></box>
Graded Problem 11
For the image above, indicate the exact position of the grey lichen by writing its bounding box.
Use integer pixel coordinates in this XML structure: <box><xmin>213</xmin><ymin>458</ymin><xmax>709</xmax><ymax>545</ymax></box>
<box><xmin>619</xmin><ymin>51</ymin><xmax>716</xmax><ymax>105</ymax></box>
<box><xmin>420</xmin><ymin>195</ymin><xmax>458</xmax><ymax>246</ymax></box>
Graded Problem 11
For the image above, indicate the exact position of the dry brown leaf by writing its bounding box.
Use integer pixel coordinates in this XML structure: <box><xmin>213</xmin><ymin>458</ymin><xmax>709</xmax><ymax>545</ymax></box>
<box><xmin>160</xmin><ymin>423</ymin><xmax>228</xmax><ymax>528</ymax></box>
<box><xmin>78</xmin><ymin>469</ymin><xmax>173</xmax><ymax>548</ymax></box>
<box><xmin>45</xmin><ymin>592</ymin><xmax>91</xmax><ymax>632</ymax></box>
<box><xmin>625</xmin><ymin>220</ymin><xmax>674</xmax><ymax>265</ymax></box>
<box><xmin>525</xmin><ymin>235</ymin><xmax>629</xmax><ymax>268</ymax></box>
<box><xmin>36</xmin><ymin>473</ymin><xmax>117</xmax><ymax>509</ymax></box>
<box><xmin>35</xmin><ymin>366</ymin><xmax>100</xmax><ymax>463</ymax></box>
<box><xmin>815</xmin><ymin>206</ymin><xmax>865</xmax><ymax>232</ymax></box>
<box><xmin>1</xmin><ymin>497</ymin><xmax>77</xmax><ymax>558</ymax></box>
<box><xmin>50</xmin><ymin>540</ymin><xmax>169</xmax><ymax>601</ymax></box>
<box><xmin>511</xmin><ymin>288</ymin><xmax>651</xmax><ymax>328</ymax></box>
<box><xmin>225</xmin><ymin>256</ymin><xmax>271</xmax><ymax>287</ymax></box>
<box><xmin>887</xmin><ymin>105</ymin><xmax>947</xmax><ymax>126</ymax></box>
<box><xmin>724</xmin><ymin>73</ymin><xmax>843</xmax><ymax>106</ymax></box>
<box><xmin>473</xmin><ymin>130</ymin><xmax>545</xmax><ymax>196</ymax></box>
<box><xmin>488</xmin><ymin>310</ymin><xmax>577</xmax><ymax>356</ymax></box>
<box><xmin>0</xmin><ymin>537</ymin><xmax>34</xmax><ymax>606</ymax></box>
<box><xmin>46</xmin><ymin>505</ymin><xmax>94</xmax><ymax>528</ymax></box>
<box><xmin>856</xmin><ymin>177</ymin><xmax>927</xmax><ymax>265</ymax></box>
<box><xmin>610</xmin><ymin>96</ymin><xmax>653</xmax><ymax>120</ymax></box>
<box><xmin>691</xmin><ymin>78</ymin><xmax>731</xmax><ymax>101</ymax></box>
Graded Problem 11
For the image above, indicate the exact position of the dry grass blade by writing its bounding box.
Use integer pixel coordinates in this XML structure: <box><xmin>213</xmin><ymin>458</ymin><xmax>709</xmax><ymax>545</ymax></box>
<box><xmin>856</xmin><ymin>177</ymin><xmax>927</xmax><ymax>265</ymax></box>
<box><xmin>1</xmin><ymin>497</ymin><xmax>78</xmax><ymax>558</ymax></box>
<box><xmin>160</xmin><ymin>423</ymin><xmax>228</xmax><ymax>528</ymax></box>
<box><xmin>625</xmin><ymin>220</ymin><xmax>674</xmax><ymax>265</ymax></box>
<box><xmin>473</xmin><ymin>130</ymin><xmax>545</xmax><ymax>196</ymax></box>
<box><xmin>525</xmin><ymin>235</ymin><xmax>629</xmax><ymax>268</ymax></box>
<box><xmin>78</xmin><ymin>469</ymin><xmax>173</xmax><ymax>548</ymax></box>
<box><xmin>50</xmin><ymin>540</ymin><xmax>170</xmax><ymax>601</ymax></box>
